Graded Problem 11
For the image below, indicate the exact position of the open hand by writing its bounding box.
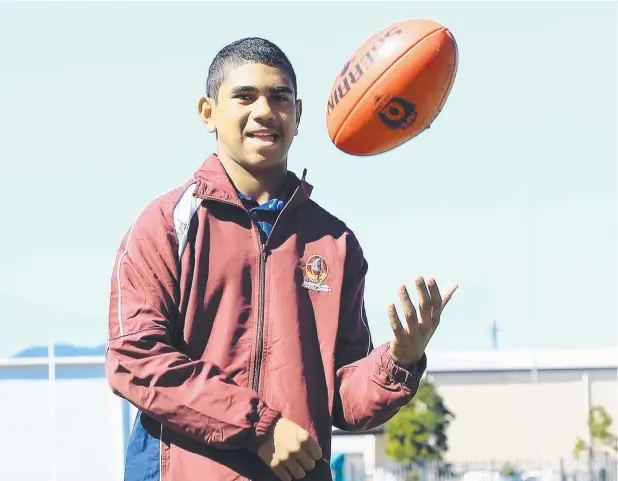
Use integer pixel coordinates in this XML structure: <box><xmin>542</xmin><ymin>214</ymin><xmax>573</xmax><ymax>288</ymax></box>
<box><xmin>257</xmin><ymin>417</ymin><xmax>322</xmax><ymax>480</ymax></box>
<box><xmin>387</xmin><ymin>276</ymin><xmax>458</xmax><ymax>367</ymax></box>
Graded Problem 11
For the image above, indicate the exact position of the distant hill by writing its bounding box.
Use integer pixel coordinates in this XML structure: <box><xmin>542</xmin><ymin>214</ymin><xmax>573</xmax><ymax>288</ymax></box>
<box><xmin>12</xmin><ymin>343</ymin><xmax>106</xmax><ymax>358</ymax></box>
<box><xmin>0</xmin><ymin>292</ymin><xmax>107</xmax><ymax>359</ymax></box>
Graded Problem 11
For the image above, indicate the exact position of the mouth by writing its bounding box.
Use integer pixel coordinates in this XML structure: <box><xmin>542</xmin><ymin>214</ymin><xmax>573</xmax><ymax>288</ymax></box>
<box><xmin>246</xmin><ymin>130</ymin><xmax>279</xmax><ymax>145</ymax></box>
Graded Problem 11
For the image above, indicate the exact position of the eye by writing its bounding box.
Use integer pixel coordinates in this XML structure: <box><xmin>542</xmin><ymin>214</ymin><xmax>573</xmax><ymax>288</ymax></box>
<box><xmin>235</xmin><ymin>94</ymin><xmax>253</xmax><ymax>101</ymax></box>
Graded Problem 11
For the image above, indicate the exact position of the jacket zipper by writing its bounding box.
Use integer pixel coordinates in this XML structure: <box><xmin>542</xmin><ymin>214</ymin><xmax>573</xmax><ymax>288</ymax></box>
<box><xmin>249</xmin><ymin>183</ymin><xmax>302</xmax><ymax>394</ymax></box>
<box><xmin>196</xmin><ymin>183</ymin><xmax>303</xmax><ymax>395</ymax></box>
<box><xmin>252</xmin><ymin>248</ymin><xmax>267</xmax><ymax>392</ymax></box>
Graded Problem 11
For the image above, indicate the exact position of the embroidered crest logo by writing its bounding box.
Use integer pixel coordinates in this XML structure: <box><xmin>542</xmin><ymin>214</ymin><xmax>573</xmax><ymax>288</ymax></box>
<box><xmin>301</xmin><ymin>255</ymin><xmax>332</xmax><ymax>293</ymax></box>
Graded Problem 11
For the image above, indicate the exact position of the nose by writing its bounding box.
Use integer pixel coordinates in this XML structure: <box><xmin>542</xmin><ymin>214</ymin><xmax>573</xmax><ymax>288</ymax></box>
<box><xmin>251</xmin><ymin>95</ymin><xmax>276</xmax><ymax>122</ymax></box>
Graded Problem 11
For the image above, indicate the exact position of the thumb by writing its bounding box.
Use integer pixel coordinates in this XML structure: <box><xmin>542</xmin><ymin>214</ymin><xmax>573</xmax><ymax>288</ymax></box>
<box><xmin>441</xmin><ymin>284</ymin><xmax>459</xmax><ymax>309</ymax></box>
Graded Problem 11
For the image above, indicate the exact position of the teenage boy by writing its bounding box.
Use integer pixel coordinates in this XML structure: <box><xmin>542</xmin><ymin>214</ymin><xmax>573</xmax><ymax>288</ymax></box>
<box><xmin>106</xmin><ymin>37</ymin><xmax>457</xmax><ymax>481</ymax></box>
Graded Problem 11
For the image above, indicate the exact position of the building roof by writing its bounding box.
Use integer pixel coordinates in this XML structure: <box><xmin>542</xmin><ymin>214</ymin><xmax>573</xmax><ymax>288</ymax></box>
<box><xmin>424</xmin><ymin>347</ymin><xmax>618</xmax><ymax>373</ymax></box>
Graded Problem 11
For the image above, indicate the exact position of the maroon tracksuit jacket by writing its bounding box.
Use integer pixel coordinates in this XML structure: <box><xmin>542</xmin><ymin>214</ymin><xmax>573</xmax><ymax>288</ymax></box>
<box><xmin>106</xmin><ymin>154</ymin><xmax>426</xmax><ymax>481</ymax></box>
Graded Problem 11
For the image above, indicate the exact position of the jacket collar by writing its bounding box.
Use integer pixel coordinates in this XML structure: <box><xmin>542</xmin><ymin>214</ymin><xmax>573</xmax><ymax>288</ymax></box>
<box><xmin>192</xmin><ymin>154</ymin><xmax>313</xmax><ymax>209</ymax></box>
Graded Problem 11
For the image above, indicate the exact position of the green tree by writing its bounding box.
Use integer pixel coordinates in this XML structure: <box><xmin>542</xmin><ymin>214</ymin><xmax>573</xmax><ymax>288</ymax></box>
<box><xmin>385</xmin><ymin>377</ymin><xmax>454</xmax><ymax>463</ymax></box>
<box><xmin>573</xmin><ymin>437</ymin><xmax>586</xmax><ymax>459</ymax></box>
<box><xmin>573</xmin><ymin>405</ymin><xmax>618</xmax><ymax>457</ymax></box>
<box><xmin>500</xmin><ymin>462</ymin><xmax>519</xmax><ymax>478</ymax></box>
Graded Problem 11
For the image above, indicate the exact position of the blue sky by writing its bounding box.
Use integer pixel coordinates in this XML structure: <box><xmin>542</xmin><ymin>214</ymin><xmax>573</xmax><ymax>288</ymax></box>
<box><xmin>0</xmin><ymin>1</ymin><xmax>616</xmax><ymax>358</ymax></box>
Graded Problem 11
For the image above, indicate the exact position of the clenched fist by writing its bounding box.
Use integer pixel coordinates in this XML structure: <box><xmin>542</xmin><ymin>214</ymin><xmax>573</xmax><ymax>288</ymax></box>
<box><xmin>257</xmin><ymin>417</ymin><xmax>322</xmax><ymax>480</ymax></box>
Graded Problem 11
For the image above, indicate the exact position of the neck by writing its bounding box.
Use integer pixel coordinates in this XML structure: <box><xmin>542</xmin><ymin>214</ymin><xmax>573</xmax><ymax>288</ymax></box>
<box><xmin>218</xmin><ymin>154</ymin><xmax>288</xmax><ymax>205</ymax></box>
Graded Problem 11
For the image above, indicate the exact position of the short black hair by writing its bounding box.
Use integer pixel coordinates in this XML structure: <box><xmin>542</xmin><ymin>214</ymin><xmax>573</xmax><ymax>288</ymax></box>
<box><xmin>206</xmin><ymin>37</ymin><xmax>298</xmax><ymax>102</ymax></box>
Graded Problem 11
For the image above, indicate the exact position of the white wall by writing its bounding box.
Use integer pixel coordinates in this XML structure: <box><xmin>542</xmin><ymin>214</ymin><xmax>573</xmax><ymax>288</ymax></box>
<box><xmin>431</xmin><ymin>368</ymin><xmax>617</xmax><ymax>463</ymax></box>
<box><xmin>0</xmin><ymin>365</ymin><xmax>126</xmax><ymax>481</ymax></box>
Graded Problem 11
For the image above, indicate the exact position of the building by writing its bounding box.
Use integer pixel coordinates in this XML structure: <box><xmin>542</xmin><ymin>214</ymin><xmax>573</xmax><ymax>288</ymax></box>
<box><xmin>0</xmin><ymin>346</ymin><xmax>616</xmax><ymax>481</ymax></box>
<box><xmin>333</xmin><ymin>347</ymin><xmax>617</xmax><ymax>476</ymax></box>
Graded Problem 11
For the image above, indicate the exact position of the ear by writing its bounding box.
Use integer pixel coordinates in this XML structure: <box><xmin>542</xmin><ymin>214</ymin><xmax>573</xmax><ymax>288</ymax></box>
<box><xmin>197</xmin><ymin>96</ymin><xmax>217</xmax><ymax>133</ymax></box>
<box><xmin>294</xmin><ymin>98</ymin><xmax>303</xmax><ymax>136</ymax></box>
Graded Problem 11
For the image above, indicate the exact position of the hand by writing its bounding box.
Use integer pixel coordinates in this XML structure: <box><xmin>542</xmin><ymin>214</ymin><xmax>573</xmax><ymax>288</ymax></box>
<box><xmin>257</xmin><ymin>417</ymin><xmax>322</xmax><ymax>481</ymax></box>
<box><xmin>387</xmin><ymin>276</ymin><xmax>458</xmax><ymax>367</ymax></box>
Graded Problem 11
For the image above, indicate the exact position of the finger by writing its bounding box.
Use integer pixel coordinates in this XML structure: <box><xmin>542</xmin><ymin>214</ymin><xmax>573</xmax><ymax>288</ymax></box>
<box><xmin>387</xmin><ymin>303</ymin><xmax>406</xmax><ymax>340</ymax></box>
<box><xmin>397</xmin><ymin>284</ymin><xmax>418</xmax><ymax>333</ymax></box>
<box><xmin>442</xmin><ymin>284</ymin><xmax>459</xmax><ymax>309</ymax></box>
<box><xmin>284</xmin><ymin>459</ymin><xmax>306</xmax><ymax>479</ymax></box>
<box><xmin>300</xmin><ymin>434</ymin><xmax>322</xmax><ymax>461</ymax></box>
<box><xmin>272</xmin><ymin>463</ymin><xmax>292</xmax><ymax>481</ymax></box>
<box><xmin>426</xmin><ymin>278</ymin><xmax>442</xmax><ymax>321</ymax></box>
<box><xmin>415</xmin><ymin>277</ymin><xmax>432</xmax><ymax>321</ymax></box>
<box><xmin>295</xmin><ymin>449</ymin><xmax>316</xmax><ymax>472</ymax></box>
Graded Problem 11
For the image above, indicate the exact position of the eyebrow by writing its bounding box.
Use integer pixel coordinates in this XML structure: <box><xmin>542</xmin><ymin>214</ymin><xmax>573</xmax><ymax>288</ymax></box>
<box><xmin>230</xmin><ymin>85</ymin><xmax>294</xmax><ymax>95</ymax></box>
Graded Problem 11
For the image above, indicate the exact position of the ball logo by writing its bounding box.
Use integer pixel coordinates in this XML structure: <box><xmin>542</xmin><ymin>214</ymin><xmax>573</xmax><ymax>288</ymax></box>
<box><xmin>377</xmin><ymin>96</ymin><xmax>417</xmax><ymax>130</ymax></box>
<box><xmin>327</xmin><ymin>26</ymin><xmax>403</xmax><ymax>116</ymax></box>
<box><xmin>305</xmin><ymin>255</ymin><xmax>328</xmax><ymax>284</ymax></box>
<box><xmin>339</xmin><ymin>57</ymin><xmax>355</xmax><ymax>77</ymax></box>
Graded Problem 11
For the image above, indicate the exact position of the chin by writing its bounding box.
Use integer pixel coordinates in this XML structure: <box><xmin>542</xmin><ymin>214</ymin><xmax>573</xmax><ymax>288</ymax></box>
<box><xmin>241</xmin><ymin>149</ymin><xmax>287</xmax><ymax>171</ymax></box>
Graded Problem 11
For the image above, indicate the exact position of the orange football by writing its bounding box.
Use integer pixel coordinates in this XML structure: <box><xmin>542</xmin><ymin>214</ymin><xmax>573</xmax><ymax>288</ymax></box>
<box><xmin>326</xmin><ymin>19</ymin><xmax>458</xmax><ymax>156</ymax></box>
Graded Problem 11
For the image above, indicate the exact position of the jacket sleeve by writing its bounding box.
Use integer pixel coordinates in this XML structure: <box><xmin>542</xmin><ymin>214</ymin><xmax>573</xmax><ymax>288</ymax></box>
<box><xmin>105</xmin><ymin>199</ymin><xmax>279</xmax><ymax>452</ymax></box>
<box><xmin>332</xmin><ymin>231</ymin><xmax>427</xmax><ymax>432</ymax></box>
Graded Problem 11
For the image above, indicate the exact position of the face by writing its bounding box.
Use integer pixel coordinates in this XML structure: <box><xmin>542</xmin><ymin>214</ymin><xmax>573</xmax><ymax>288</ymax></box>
<box><xmin>198</xmin><ymin>63</ymin><xmax>302</xmax><ymax>172</ymax></box>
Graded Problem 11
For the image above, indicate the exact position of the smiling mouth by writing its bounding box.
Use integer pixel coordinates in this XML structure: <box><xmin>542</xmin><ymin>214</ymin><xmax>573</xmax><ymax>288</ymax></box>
<box><xmin>246</xmin><ymin>132</ymin><xmax>279</xmax><ymax>143</ymax></box>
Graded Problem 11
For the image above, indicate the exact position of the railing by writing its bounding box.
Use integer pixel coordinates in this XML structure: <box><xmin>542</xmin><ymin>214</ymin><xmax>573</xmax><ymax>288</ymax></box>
<box><xmin>335</xmin><ymin>456</ymin><xmax>618</xmax><ymax>481</ymax></box>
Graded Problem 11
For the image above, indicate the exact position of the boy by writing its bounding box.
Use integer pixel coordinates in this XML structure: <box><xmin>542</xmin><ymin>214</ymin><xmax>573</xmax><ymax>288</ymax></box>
<box><xmin>106</xmin><ymin>37</ymin><xmax>457</xmax><ymax>481</ymax></box>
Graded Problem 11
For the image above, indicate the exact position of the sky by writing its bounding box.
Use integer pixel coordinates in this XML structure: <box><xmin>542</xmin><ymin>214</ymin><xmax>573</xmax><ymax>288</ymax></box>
<box><xmin>0</xmin><ymin>1</ymin><xmax>616</xmax><ymax>358</ymax></box>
